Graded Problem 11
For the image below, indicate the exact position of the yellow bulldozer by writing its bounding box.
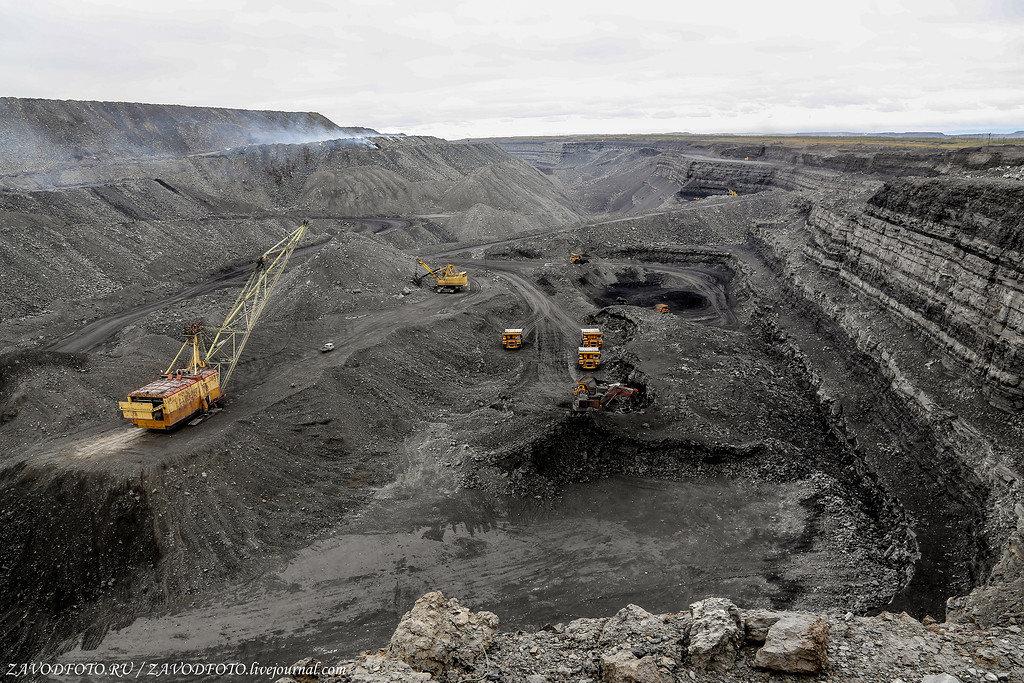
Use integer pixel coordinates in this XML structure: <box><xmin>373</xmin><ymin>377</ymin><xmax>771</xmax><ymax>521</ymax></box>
<box><xmin>416</xmin><ymin>259</ymin><xmax>468</xmax><ymax>292</ymax></box>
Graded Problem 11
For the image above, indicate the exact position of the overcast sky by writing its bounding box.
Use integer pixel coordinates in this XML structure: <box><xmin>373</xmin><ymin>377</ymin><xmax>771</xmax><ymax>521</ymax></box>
<box><xmin>2</xmin><ymin>0</ymin><xmax>1022</xmax><ymax>138</ymax></box>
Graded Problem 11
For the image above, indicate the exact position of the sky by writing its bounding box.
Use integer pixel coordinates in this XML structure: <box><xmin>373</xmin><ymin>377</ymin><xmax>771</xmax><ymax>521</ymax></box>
<box><xmin>2</xmin><ymin>0</ymin><xmax>1022</xmax><ymax>139</ymax></box>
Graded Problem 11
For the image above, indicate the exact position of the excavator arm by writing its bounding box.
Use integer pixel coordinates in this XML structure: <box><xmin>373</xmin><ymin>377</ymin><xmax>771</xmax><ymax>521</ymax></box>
<box><xmin>417</xmin><ymin>259</ymin><xmax>438</xmax><ymax>281</ymax></box>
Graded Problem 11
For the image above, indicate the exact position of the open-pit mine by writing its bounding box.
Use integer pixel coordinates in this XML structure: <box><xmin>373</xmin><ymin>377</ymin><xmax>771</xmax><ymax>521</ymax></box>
<box><xmin>0</xmin><ymin>97</ymin><xmax>1022</xmax><ymax>682</ymax></box>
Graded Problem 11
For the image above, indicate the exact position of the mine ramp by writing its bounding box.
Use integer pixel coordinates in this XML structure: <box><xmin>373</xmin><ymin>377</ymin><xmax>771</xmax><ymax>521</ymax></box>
<box><xmin>119</xmin><ymin>223</ymin><xmax>307</xmax><ymax>430</ymax></box>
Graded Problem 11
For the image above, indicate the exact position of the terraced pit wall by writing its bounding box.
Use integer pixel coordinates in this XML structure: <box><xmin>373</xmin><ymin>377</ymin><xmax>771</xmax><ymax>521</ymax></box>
<box><xmin>750</xmin><ymin>181</ymin><xmax>1024</xmax><ymax>626</ymax></box>
<box><xmin>806</xmin><ymin>179</ymin><xmax>1024</xmax><ymax>410</ymax></box>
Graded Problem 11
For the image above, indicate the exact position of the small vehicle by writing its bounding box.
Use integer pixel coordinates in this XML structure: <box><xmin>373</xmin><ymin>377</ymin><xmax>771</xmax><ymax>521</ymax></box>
<box><xmin>321</xmin><ymin>342</ymin><xmax>335</xmax><ymax>353</ymax></box>
<box><xmin>581</xmin><ymin>328</ymin><xmax>603</xmax><ymax>348</ymax></box>
<box><xmin>502</xmin><ymin>328</ymin><xmax>524</xmax><ymax>350</ymax></box>
<box><xmin>578</xmin><ymin>346</ymin><xmax>601</xmax><ymax>370</ymax></box>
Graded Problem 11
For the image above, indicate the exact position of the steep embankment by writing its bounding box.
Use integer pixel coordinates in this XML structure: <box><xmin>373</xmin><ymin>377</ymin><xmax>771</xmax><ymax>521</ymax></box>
<box><xmin>497</xmin><ymin>135</ymin><xmax>1024</xmax><ymax>181</ymax></box>
<box><xmin>748</xmin><ymin>175</ymin><xmax>1024</xmax><ymax>627</ymax></box>
<box><xmin>806</xmin><ymin>179</ymin><xmax>1024</xmax><ymax>409</ymax></box>
<box><xmin>701</xmin><ymin>139</ymin><xmax>1024</xmax><ymax>176</ymax></box>
<box><xmin>0</xmin><ymin>97</ymin><xmax>367</xmax><ymax>174</ymax></box>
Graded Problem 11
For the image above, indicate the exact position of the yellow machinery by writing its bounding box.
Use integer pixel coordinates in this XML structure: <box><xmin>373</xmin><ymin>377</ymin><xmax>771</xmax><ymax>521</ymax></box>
<box><xmin>728</xmin><ymin>188</ymin><xmax>739</xmax><ymax>197</ymax></box>
<box><xmin>569</xmin><ymin>252</ymin><xmax>589</xmax><ymax>264</ymax></box>
<box><xmin>581</xmin><ymin>327</ymin><xmax>603</xmax><ymax>348</ymax></box>
<box><xmin>578</xmin><ymin>346</ymin><xmax>601</xmax><ymax>370</ymax></box>
<box><xmin>502</xmin><ymin>328</ymin><xmax>523</xmax><ymax>350</ymax></box>
<box><xmin>119</xmin><ymin>223</ymin><xmax>307</xmax><ymax>430</ymax></box>
<box><xmin>416</xmin><ymin>259</ymin><xmax>468</xmax><ymax>292</ymax></box>
<box><xmin>655</xmin><ymin>303</ymin><xmax>670</xmax><ymax>314</ymax></box>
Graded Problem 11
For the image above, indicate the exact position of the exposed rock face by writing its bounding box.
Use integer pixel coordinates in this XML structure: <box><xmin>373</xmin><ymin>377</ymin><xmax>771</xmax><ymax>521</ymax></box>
<box><xmin>805</xmin><ymin>178</ymin><xmax>1024</xmax><ymax>409</ymax></box>
<box><xmin>753</xmin><ymin>614</ymin><xmax>829</xmax><ymax>674</ymax></box>
<box><xmin>385</xmin><ymin>591</ymin><xmax>498</xmax><ymax>681</ymax></box>
<box><xmin>287</xmin><ymin>594</ymin><xmax>1024</xmax><ymax>682</ymax></box>
<box><xmin>686</xmin><ymin>598</ymin><xmax>744</xmax><ymax>669</ymax></box>
<box><xmin>922</xmin><ymin>675</ymin><xmax>964</xmax><ymax>683</ymax></box>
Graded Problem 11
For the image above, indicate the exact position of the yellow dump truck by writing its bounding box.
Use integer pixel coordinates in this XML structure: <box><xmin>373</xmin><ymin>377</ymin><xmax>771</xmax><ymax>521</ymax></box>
<box><xmin>581</xmin><ymin>327</ymin><xmax>603</xmax><ymax>348</ymax></box>
<box><xmin>578</xmin><ymin>346</ymin><xmax>602</xmax><ymax>370</ymax></box>
<box><xmin>502</xmin><ymin>328</ymin><xmax>523</xmax><ymax>350</ymax></box>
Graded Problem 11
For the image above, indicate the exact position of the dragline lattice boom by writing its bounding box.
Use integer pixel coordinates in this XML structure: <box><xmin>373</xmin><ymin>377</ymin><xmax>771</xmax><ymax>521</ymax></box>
<box><xmin>118</xmin><ymin>223</ymin><xmax>307</xmax><ymax>430</ymax></box>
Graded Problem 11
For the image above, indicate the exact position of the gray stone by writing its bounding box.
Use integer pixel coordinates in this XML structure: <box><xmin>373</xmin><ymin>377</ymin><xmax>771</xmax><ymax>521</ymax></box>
<box><xmin>922</xmin><ymin>676</ymin><xmax>963</xmax><ymax>683</ymax></box>
<box><xmin>742</xmin><ymin>608</ymin><xmax>796</xmax><ymax>643</ymax></box>
<box><xmin>598</xmin><ymin>604</ymin><xmax>684</xmax><ymax>659</ymax></box>
<box><xmin>386</xmin><ymin>591</ymin><xmax>498</xmax><ymax>681</ymax></box>
<box><xmin>686</xmin><ymin>598</ymin><xmax>743</xmax><ymax>669</ymax></box>
<box><xmin>600</xmin><ymin>650</ymin><xmax>663</xmax><ymax>683</ymax></box>
<box><xmin>753</xmin><ymin>614</ymin><xmax>829</xmax><ymax>674</ymax></box>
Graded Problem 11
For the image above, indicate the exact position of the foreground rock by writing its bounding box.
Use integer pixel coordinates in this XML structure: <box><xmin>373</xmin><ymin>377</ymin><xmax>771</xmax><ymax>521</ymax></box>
<box><xmin>281</xmin><ymin>592</ymin><xmax>1024</xmax><ymax>682</ymax></box>
<box><xmin>385</xmin><ymin>591</ymin><xmax>499</xmax><ymax>681</ymax></box>
<box><xmin>686</xmin><ymin>598</ymin><xmax>743</xmax><ymax>669</ymax></box>
<box><xmin>600</xmin><ymin>650</ymin><xmax>663</xmax><ymax>683</ymax></box>
<box><xmin>753</xmin><ymin>614</ymin><xmax>829</xmax><ymax>674</ymax></box>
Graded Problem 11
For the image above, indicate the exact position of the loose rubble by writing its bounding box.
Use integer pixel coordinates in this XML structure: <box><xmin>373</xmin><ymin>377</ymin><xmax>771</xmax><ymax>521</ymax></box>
<box><xmin>278</xmin><ymin>592</ymin><xmax>1024</xmax><ymax>682</ymax></box>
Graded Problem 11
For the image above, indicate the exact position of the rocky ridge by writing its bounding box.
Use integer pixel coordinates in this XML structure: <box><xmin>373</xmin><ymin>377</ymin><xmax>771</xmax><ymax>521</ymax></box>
<box><xmin>277</xmin><ymin>592</ymin><xmax>1024</xmax><ymax>682</ymax></box>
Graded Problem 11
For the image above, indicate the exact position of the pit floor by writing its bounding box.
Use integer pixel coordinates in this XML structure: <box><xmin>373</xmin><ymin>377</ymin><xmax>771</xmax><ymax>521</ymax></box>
<box><xmin>60</xmin><ymin>474</ymin><xmax>853</xmax><ymax>667</ymax></box>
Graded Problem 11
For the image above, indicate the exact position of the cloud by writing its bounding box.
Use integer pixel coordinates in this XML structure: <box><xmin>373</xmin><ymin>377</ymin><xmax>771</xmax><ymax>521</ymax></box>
<box><xmin>1</xmin><ymin>0</ymin><xmax>1022</xmax><ymax>138</ymax></box>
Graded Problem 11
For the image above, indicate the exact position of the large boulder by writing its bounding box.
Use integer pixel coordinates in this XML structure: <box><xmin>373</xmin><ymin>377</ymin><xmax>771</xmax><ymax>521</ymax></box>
<box><xmin>598</xmin><ymin>604</ymin><xmax>688</xmax><ymax>660</ymax></box>
<box><xmin>753</xmin><ymin>614</ymin><xmax>829</xmax><ymax>674</ymax></box>
<box><xmin>386</xmin><ymin>592</ymin><xmax>498</xmax><ymax>680</ymax></box>
<box><xmin>686</xmin><ymin>598</ymin><xmax>743</xmax><ymax>669</ymax></box>
<box><xmin>742</xmin><ymin>608</ymin><xmax>798</xmax><ymax>643</ymax></box>
<box><xmin>600</xmin><ymin>650</ymin><xmax>663</xmax><ymax>683</ymax></box>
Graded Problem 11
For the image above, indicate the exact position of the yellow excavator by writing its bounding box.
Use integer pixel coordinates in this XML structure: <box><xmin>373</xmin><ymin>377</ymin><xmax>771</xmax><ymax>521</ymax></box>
<box><xmin>119</xmin><ymin>224</ymin><xmax>306</xmax><ymax>430</ymax></box>
<box><xmin>415</xmin><ymin>259</ymin><xmax>468</xmax><ymax>292</ymax></box>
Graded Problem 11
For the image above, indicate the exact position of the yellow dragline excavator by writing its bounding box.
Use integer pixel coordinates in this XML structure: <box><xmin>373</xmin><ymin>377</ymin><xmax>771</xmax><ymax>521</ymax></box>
<box><xmin>118</xmin><ymin>224</ymin><xmax>307</xmax><ymax>430</ymax></box>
